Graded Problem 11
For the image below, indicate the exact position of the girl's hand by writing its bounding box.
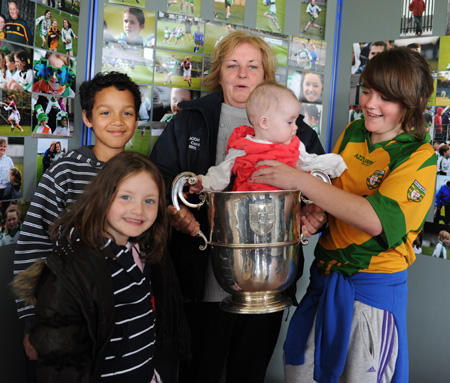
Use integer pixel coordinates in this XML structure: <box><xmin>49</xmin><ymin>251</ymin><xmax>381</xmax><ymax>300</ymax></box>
<box><xmin>23</xmin><ymin>334</ymin><xmax>39</xmax><ymax>360</ymax></box>
<box><xmin>250</xmin><ymin>160</ymin><xmax>303</xmax><ymax>191</ymax></box>
<box><xmin>167</xmin><ymin>204</ymin><xmax>200</xmax><ymax>237</ymax></box>
<box><xmin>299</xmin><ymin>203</ymin><xmax>326</xmax><ymax>238</ymax></box>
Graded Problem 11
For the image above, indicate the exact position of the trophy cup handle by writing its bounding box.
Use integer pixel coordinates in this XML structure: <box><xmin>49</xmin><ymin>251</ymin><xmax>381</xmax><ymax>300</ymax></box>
<box><xmin>171</xmin><ymin>172</ymin><xmax>209</xmax><ymax>250</ymax></box>
<box><xmin>299</xmin><ymin>170</ymin><xmax>332</xmax><ymax>246</ymax></box>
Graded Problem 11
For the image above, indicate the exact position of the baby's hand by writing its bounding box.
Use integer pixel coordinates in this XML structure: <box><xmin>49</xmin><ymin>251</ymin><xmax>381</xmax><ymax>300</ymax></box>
<box><xmin>189</xmin><ymin>177</ymin><xmax>203</xmax><ymax>194</ymax></box>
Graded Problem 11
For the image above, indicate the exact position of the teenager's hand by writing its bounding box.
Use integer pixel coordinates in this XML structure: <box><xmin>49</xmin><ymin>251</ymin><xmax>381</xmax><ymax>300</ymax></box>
<box><xmin>251</xmin><ymin>160</ymin><xmax>303</xmax><ymax>191</ymax></box>
<box><xmin>167</xmin><ymin>204</ymin><xmax>200</xmax><ymax>237</ymax></box>
<box><xmin>299</xmin><ymin>203</ymin><xmax>326</xmax><ymax>238</ymax></box>
<box><xmin>23</xmin><ymin>334</ymin><xmax>39</xmax><ymax>360</ymax></box>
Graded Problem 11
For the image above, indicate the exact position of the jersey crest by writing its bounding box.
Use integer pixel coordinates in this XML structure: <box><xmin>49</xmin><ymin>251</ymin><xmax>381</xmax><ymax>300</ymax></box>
<box><xmin>407</xmin><ymin>180</ymin><xmax>426</xmax><ymax>202</ymax></box>
<box><xmin>366</xmin><ymin>170</ymin><xmax>385</xmax><ymax>190</ymax></box>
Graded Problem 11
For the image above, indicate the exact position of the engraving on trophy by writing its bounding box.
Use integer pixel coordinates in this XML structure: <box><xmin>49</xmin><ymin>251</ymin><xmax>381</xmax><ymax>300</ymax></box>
<box><xmin>249</xmin><ymin>202</ymin><xmax>275</xmax><ymax>235</ymax></box>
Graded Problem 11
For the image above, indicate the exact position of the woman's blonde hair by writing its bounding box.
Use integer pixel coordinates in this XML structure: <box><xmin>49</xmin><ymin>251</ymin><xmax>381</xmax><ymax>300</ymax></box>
<box><xmin>203</xmin><ymin>31</ymin><xmax>277</xmax><ymax>93</ymax></box>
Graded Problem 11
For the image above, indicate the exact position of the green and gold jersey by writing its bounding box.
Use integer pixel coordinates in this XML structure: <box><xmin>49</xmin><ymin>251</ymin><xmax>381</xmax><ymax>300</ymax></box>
<box><xmin>316</xmin><ymin>119</ymin><xmax>437</xmax><ymax>276</ymax></box>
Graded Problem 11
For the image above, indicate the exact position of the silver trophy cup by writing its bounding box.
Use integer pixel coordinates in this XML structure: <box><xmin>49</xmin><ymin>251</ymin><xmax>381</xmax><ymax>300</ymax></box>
<box><xmin>171</xmin><ymin>171</ymin><xmax>330</xmax><ymax>314</ymax></box>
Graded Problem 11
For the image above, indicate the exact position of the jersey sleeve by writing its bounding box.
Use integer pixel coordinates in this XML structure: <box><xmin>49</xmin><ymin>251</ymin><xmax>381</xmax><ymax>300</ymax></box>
<box><xmin>366</xmin><ymin>145</ymin><xmax>437</xmax><ymax>249</ymax></box>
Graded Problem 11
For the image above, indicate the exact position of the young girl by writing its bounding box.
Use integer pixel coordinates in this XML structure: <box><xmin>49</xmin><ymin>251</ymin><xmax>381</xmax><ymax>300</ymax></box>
<box><xmin>13</xmin><ymin>151</ymin><xmax>168</xmax><ymax>382</ymax></box>
<box><xmin>61</xmin><ymin>18</ymin><xmax>77</xmax><ymax>56</ymax></box>
<box><xmin>42</xmin><ymin>141</ymin><xmax>55</xmax><ymax>173</ymax></box>
<box><xmin>0</xmin><ymin>13</ymin><xmax>6</xmax><ymax>40</ymax></box>
<box><xmin>53</xmin><ymin>110</ymin><xmax>70</xmax><ymax>135</ymax></box>
<box><xmin>0</xmin><ymin>49</ymin><xmax>8</xmax><ymax>86</ymax></box>
<box><xmin>2</xmin><ymin>95</ymin><xmax>23</xmax><ymax>132</ymax></box>
<box><xmin>47</xmin><ymin>18</ymin><xmax>60</xmax><ymax>51</ymax></box>
<box><xmin>0</xmin><ymin>137</ymin><xmax>14</xmax><ymax>200</ymax></box>
<box><xmin>35</xmin><ymin>9</ymin><xmax>52</xmax><ymax>49</ymax></box>
<box><xmin>52</xmin><ymin>141</ymin><xmax>63</xmax><ymax>161</ymax></box>
<box><xmin>251</xmin><ymin>47</ymin><xmax>437</xmax><ymax>382</ymax></box>
<box><xmin>4</xmin><ymin>50</ymin><xmax>33</xmax><ymax>92</ymax></box>
<box><xmin>4</xmin><ymin>52</ymin><xmax>16</xmax><ymax>82</ymax></box>
<box><xmin>182</xmin><ymin>56</ymin><xmax>191</xmax><ymax>87</ymax></box>
<box><xmin>33</xmin><ymin>52</ymin><xmax>75</xmax><ymax>97</ymax></box>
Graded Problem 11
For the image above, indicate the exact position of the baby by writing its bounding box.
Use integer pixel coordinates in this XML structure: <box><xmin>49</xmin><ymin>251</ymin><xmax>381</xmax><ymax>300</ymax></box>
<box><xmin>190</xmin><ymin>81</ymin><xmax>346</xmax><ymax>193</ymax></box>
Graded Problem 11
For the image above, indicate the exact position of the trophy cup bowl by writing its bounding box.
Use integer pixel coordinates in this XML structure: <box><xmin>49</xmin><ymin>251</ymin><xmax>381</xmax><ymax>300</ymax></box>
<box><xmin>171</xmin><ymin>172</ymin><xmax>302</xmax><ymax>314</ymax></box>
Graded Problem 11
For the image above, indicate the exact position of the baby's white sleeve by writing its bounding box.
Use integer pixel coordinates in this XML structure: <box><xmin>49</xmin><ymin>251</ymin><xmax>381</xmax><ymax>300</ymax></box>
<box><xmin>200</xmin><ymin>148</ymin><xmax>246</xmax><ymax>192</ymax></box>
<box><xmin>298</xmin><ymin>141</ymin><xmax>348</xmax><ymax>178</ymax></box>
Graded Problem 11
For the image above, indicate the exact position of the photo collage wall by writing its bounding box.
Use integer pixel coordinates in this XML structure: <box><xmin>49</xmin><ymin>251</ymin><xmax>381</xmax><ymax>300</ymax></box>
<box><xmin>348</xmin><ymin>0</ymin><xmax>450</xmax><ymax>261</ymax></box>
<box><xmin>0</xmin><ymin>0</ymin><xmax>79</xmax><ymax>246</ymax></box>
<box><xmin>101</xmin><ymin>0</ymin><xmax>328</xmax><ymax>155</ymax></box>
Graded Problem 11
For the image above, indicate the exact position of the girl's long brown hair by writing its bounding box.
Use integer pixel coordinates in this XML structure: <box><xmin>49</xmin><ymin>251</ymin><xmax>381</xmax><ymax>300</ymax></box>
<box><xmin>50</xmin><ymin>151</ymin><xmax>168</xmax><ymax>263</ymax></box>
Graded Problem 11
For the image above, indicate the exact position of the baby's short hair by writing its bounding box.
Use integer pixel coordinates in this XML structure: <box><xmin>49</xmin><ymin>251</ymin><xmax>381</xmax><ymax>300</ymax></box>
<box><xmin>246</xmin><ymin>81</ymin><xmax>298</xmax><ymax>126</ymax></box>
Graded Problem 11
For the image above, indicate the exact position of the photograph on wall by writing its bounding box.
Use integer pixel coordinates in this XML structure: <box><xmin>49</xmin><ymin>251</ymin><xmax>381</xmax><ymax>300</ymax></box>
<box><xmin>300</xmin><ymin>0</ymin><xmax>326</xmax><ymax>40</ymax></box>
<box><xmin>156</xmin><ymin>13</ymin><xmax>205</xmax><ymax>54</ymax></box>
<box><xmin>154</xmin><ymin>50</ymin><xmax>202</xmax><ymax>90</ymax></box>
<box><xmin>0</xmin><ymin>135</ymin><xmax>23</xmax><ymax>203</ymax></box>
<box><xmin>420</xmin><ymin>221</ymin><xmax>450</xmax><ymax>259</ymax></box>
<box><xmin>139</xmin><ymin>85</ymin><xmax>152</xmax><ymax>121</ymax></box>
<box><xmin>125</xmin><ymin>122</ymin><xmax>151</xmax><ymax>157</ymax></box>
<box><xmin>0</xmin><ymin>43</ymin><xmax>33</xmax><ymax>93</ymax></box>
<box><xmin>256</xmin><ymin>0</ymin><xmax>285</xmax><ymax>34</ymax></box>
<box><xmin>1</xmin><ymin>0</ymin><xmax>34</xmax><ymax>46</ymax></box>
<box><xmin>289</xmin><ymin>36</ymin><xmax>326</xmax><ymax>72</ymax></box>
<box><xmin>33</xmin><ymin>48</ymin><xmax>76</xmax><ymax>98</ymax></box>
<box><xmin>302</xmin><ymin>101</ymin><xmax>321</xmax><ymax>135</ymax></box>
<box><xmin>0</xmin><ymin>198</ymin><xmax>29</xmax><ymax>247</ymax></box>
<box><xmin>447</xmin><ymin>0</ymin><xmax>450</xmax><ymax>35</ymax></box>
<box><xmin>248</xmin><ymin>27</ymin><xmax>288</xmax><ymax>66</ymax></box>
<box><xmin>204</xmin><ymin>21</ymin><xmax>236</xmax><ymax>55</ymax></box>
<box><xmin>212</xmin><ymin>0</ymin><xmax>245</xmax><ymax>26</ymax></box>
<box><xmin>438</xmin><ymin>35</ymin><xmax>450</xmax><ymax>70</ymax></box>
<box><xmin>401</xmin><ymin>0</ymin><xmax>433</xmax><ymax>37</ymax></box>
<box><xmin>165</xmin><ymin>0</ymin><xmax>202</xmax><ymax>18</ymax></box>
<box><xmin>152</xmin><ymin>85</ymin><xmax>200</xmax><ymax>122</ymax></box>
<box><xmin>102</xmin><ymin>45</ymin><xmax>153</xmax><ymax>85</ymax></box>
<box><xmin>31</xmin><ymin>94</ymin><xmax>74</xmax><ymax>137</ymax></box>
<box><xmin>349</xmin><ymin>38</ymin><xmax>438</xmax><ymax>105</ymax></box>
<box><xmin>35</xmin><ymin>3</ymin><xmax>79</xmax><ymax>57</ymax></box>
<box><xmin>104</xmin><ymin>4</ymin><xmax>156</xmax><ymax>48</ymax></box>
<box><xmin>109</xmin><ymin>0</ymin><xmax>146</xmax><ymax>9</ymax></box>
<box><xmin>287</xmin><ymin>69</ymin><xmax>323</xmax><ymax>105</ymax></box>
<box><xmin>36</xmin><ymin>137</ymin><xmax>68</xmax><ymax>185</ymax></box>
<box><xmin>0</xmin><ymin>89</ymin><xmax>31</xmax><ymax>136</ymax></box>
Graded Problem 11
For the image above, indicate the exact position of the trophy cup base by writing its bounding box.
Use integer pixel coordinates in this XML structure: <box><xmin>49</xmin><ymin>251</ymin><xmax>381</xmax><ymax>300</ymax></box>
<box><xmin>219</xmin><ymin>292</ymin><xmax>292</xmax><ymax>314</ymax></box>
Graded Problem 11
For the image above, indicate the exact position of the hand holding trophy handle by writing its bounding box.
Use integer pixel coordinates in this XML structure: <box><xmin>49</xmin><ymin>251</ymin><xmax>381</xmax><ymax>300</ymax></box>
<box><xmin>171</xmin><ymin>172</ymin><xmax>208</xmax><ymax>250</ymax></box>
<box><xmin>298</xmin><ymin>170</ymin><xmax>332</xmax><ymax>246</ymax></box>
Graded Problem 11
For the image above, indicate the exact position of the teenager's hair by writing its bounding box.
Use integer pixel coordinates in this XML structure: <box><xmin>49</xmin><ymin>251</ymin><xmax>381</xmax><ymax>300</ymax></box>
<box><xmin>50</xmin><ymin>152</ymin><xmax>168</xmax><ymax>263</ymax></box>
<box><xmin>10</xmin><ymin>167</ymin><xmax>21</xmax><ymax>186</ymax></box>
<box><xmin>439</xmin><ymin>144</ymin><xmax>449</xmax><ymax>156</ymax></box>
<box><xmin>124</xmin><ymin>7</ymin><xmax>145</xmax><ymax>26</ymax></box>
<box><xmin>14</xmin><ymin>49</ymin><xmax>30</xmax><ymax>70</ymax></box>
<box><xmin>79</xmin><ymin>71</ymin><xmax>142</xmax><ymax>121</ymax></box>
<box><xmin>246</xmin><ymin>80</ymin><xmax>298</xmax><ymax>126</ymax></box>
<box><xmin>44</xmin><ymin>9</ymin><xmax>51</xmax><ymax>17</ymax></box>
<box><xmin>0</xmin><ymin>137</ymin><xmax>6</xmax><ymax>146</ymax></box>
<box><xmin>7</xmin><ymin>94</ymin><xmax>14</xmax><ymax>100</ymax></box>
<box><xmin>360</xmin><ymin>47</ymin><xmax>433</xmax><ymax>141</ymax></box>
<box><xmin>63</xmin><ymin>18</ymin><xmax>72</xmax><ymax>29</ymax></box>
<box><xmin>203</xmin><ymin>31</ymin><xmax>277</xmax><ymax>93</ymax></box>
